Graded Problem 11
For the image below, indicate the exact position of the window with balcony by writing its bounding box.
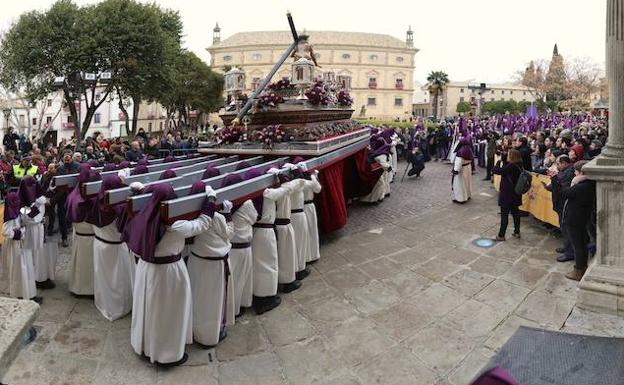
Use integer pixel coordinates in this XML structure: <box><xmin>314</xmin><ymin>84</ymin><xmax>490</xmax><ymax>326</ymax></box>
<box><xmin>252</xmin><ymin>53</ymin><xmax>261</xmax><ymax>61</ymax></box>
<box><xmin>47</xmin><ymin>99</ymin><xmax>52</xmax><ymax>107</ymax></box>
<box><xmin>368</xmin><ymin>77</ymin><xmax>377</xmax><ymax>89</ymax></box>
<box><xmin>460</xmin><ymin>88</ymin><xmax>464</xmax><ymax>93</ymax></box>
<box><xmin>32</xmin><ymin>118</ymin><xmax>37</xmax><ymax>125</ymax></box>
<box><xmin>223</xmin><ymin>55</ymin><xmax>232</xmax><ymax>62</ymax></box>
<box><xmin>395</xmin><ymin>78</ymin><xmax>403</xmax><ymax>90</ymax></box>
<box><xmin>46</xmin><ymin>116</ymin><xmax>52</xmax><ymax>124</ymax></box>
<box><xmin>394</xmin><ymin>97</ymin><xmax>403</xmax><ymax>107</ymax></box>
<box><xmin>396</xmin><ymin>56</ymin><xmax>404</xmax><ymax>63</ymax></box>
<box><xmin>94</xmin><ymin>113</ymin><xmax>101</xmax><ymax>124</ymax></box>
<box><xmin>342</xmin><ymin>53</ymin><xmax>351</xmax><ymax>59</ymax></box>
<box><xmin>367</xmin><ymin>97</ymin><xmax>376</xmax><ymax>106</ymax></box>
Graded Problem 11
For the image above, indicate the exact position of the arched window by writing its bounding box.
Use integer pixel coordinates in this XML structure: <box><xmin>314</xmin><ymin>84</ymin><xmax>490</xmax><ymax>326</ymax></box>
<box><xmin>223</xmin><ymin>55</ymin><xmax>232</xmax><ymax>62</ymax></box>
<box><xmin>369</xmin><ymin>54</ymin><xmax>378</xmax><ymax>61</ymax></box>
<box><xmin>342</xmin><ymin>53</ymin><xmax>351</xmax><ymax>60</ymax></box>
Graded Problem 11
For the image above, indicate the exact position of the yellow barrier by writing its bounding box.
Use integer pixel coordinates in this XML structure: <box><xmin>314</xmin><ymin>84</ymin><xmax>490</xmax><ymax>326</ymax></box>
<box><xmin>0</xmin><ymin>204</ymin><xmax>4</xmax><ymax>245</ymax></box>
<box><xmin>493</xmin><ymin>172</ymin><xmax>560</xmax><ymax>227</ymax></box>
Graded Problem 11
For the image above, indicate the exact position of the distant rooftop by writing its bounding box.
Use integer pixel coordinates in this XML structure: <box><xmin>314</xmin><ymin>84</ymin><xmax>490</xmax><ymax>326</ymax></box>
<box><xmin>210</xmin><ymin>30</ymin><xmax>415</xmax><ymax>50</ymax></box>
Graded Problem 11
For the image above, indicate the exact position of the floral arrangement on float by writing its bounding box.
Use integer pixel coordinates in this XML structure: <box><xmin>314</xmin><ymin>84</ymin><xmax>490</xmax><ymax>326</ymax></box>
<box><xmin>294</xmin><ymin>121</ymin><xmax>360</xmax><ymax>141</ymax></box>
<box><xmin>257</xmin><ymin>92</ymin><xmax>284</xmax><ymax>109</ymax></box>
<box><xmin>216</xmin><ymin>125</ymin><xmax>245</xmax><ymax>144</ymax></box>
<box><xmin>305</xmin><ymin>80</ymin><xmax>333</xmax><ymax>106</ymax></box>
<box><xmin>254</xmin><ymin>124</ymin><xmax>294</xmax><ymax>149</ymax></box>
<box><xmin>336</xmin><ymin>90</ymin><xmax>353</xmax><ymax>107</ymax></box>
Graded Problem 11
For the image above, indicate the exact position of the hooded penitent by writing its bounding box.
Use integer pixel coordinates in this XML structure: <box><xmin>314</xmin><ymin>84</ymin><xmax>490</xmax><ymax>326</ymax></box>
<box><xmin>93</xmin><ymin>175</ymin><xmax>126</xmax><ymax>227</ymax></box>
<box><xmin>137</xmin><ymin>158</ymin><xmax>148</xmax><ymax>166</ymax></box>
<box><xmin>159</xmin><ymin>169</ymin><xmax>177</xmax><ymax>180</ymax></box>
<box><xmin>66</xmin><ymin>167</ymin><xmax>101</xmax><ymax>223</ymax></box>
<box><xmin>132</xmin><ymin>165</ymin><xmax>149</xmax><ymax>175</ymax></box>
<box><xmin>235</xmin><ymin>161</ymin><xmax>250</xmax><ymax>171</ymax></box>
<box><xmin>455</xmin><ymin>137</ymin><xmax>474</xmax><ymax>161</ymax></box>
<box><xmin>221</xmin><ymin>174</ymin><xmax>244</xmax><ymax>213</ymax></box>
<box><xmin>202</xmin><ymin>166</ymin><xmax>220</xmax><ymax>179</ymax></box>
<box><xmin>4</xmin><ymin>192</ymin><xmax>21</xmax><ymax>223</ymax></box>
<box><xmin>103</xmin><ymin>163</ymin><xmax>117</xmax><ymax>172</ymax></box>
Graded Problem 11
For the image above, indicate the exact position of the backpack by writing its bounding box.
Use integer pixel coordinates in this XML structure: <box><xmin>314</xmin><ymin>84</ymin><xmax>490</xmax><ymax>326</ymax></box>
<box><xmin>514</xmin><ymin>165</ymin><xmax>532</xmax><ymax>195</ymax></box>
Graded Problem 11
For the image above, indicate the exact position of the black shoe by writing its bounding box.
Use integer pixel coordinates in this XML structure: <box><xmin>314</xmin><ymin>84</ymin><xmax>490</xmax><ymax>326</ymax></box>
<box><xmin>555</xmin><ymin>247</ymin><xmax>565</xmax><ymax>253</ymax></box>
<box><xmin>36</xmin><ymin>279</ymin><xmax>56</xmax><ymax>290</ymax></box>
<box><xmin>219</xmin><ymin>329</ymin><xmax>227</xmax><ymax>343</ymax></box>
<box><xmin>47</xmin><ymin>229</ymin><xmax>55</xmax><ymax>237</ymax></box>
<box><xmin>482</xmin><ymin>177</ymin><xmax>491</xmax><ymax>181</ymax></box>
<box><xmin>61</xmin><ymin>239</ymin><xmax>69</xmax><ymax>248</ymax></box>
<box><xmin>512</xmin><ymin>232</ymin><xmax>521</xmax><ymax>239</ymax></box>
<box><xmin>295</xmin><ymin>267</ymin><xmax>311</xmax><ymax>281</ymax></box>
<box><xmin>156</xmin><ymin>353</ymin><xmax>188</xmax><ymax>367</ymax></box>
<box><xmin>30</xmin><ymin>296</ymin><xmax>43</xmax><ymax>304</ymax></box>
<box><xmin>235</xmin><ymin>307</ymin><xmax>246</xmax><ymax>318</ymax></box>
<box><xmin>253</xmin><ymin>295</ymin><xmax>281</xmax><ymax>315</ymax></box>
<box><xmin>70</xmin><ymin>292</ymin><xmax>95</xmax><ymax>299</ymax></box>
<box><xmin>279</xmin><ymin>280</ymin><xmax>302</xmax><ymax>293</ymax></box>
<box><xmin>557</xmin><ymin>254</ymin><xmax>574</xmax><ymax>262</ymax></box>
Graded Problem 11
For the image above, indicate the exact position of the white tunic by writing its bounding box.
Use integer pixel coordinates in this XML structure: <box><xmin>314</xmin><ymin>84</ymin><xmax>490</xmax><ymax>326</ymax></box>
<box><xmin>68</xmin><ymin>222</ymin><xmax>95</xmax><ymax>295</ymax></box>
<box><xmin>452</xmin><ymin>156</ymin><xmax>473</xmax><ymax>203</ymax></box>
<box><xmin>93</xmin><ymin>222</ymin><xmax>133</xmax><ymax>321</ymax></box>
<box><xmin>389</xmin><ymin>134</ymin><xmax>399</xmax><ymax>183</ymax></box>
<box><xmin>303</xmin><ymin>174</ymin><xmax>322</xmax><ymax>262</ymax></box>
<box><xmin>276</xmin><ymin>179</ymin><xmax>305</xmax><ymax>284</ymax></box>
<box><xmin>290</xmin><ymin>180</ymin><xmax>309</xmax><ymax>272</ymax></box>
<box><xmin>189</xmin><ymin>212</ymin><xmax>235</xmax><ymax>347</ymax></box>
<box><xmin>360</xmin><ymin>155</ymin><xmax>391</xmax><ymax>203</ymax></box>
<box><xmin>251</xmin><ymin>186</ymin><xmax>288</xmax><ymax>297</ymax></box>
<box><xmin>229</xmin><ymin>200</ymin><xmax>258</xmax><ymax>314</ymax></box>
<box><xmin>22</xmin><ymin>197</ymin><xmax>51</xmax><ymax>282</ymax></box>
<box><xmin>131</xmin><ymin>215</ymin><xmax>211</xmax><ymax>364</ymax></box>
<box><xmin>1</xmin><ymin>218</ymin><xmax>37</xmax><ymax>299</ymax></box>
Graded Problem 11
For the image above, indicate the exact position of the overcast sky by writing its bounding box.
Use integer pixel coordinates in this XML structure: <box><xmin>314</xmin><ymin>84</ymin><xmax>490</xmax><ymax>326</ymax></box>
<box><xmin>0</xmin><ymin>0</ymin><xmax>606</xmax><ymax>84</ymax></box>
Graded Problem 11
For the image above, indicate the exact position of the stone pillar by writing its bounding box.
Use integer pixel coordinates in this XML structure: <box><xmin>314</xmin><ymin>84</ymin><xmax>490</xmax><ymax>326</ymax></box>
<box><xmin>577</xmin><ymin>0</ymin><xmax>624</xmax><ymax>315</ymax></box>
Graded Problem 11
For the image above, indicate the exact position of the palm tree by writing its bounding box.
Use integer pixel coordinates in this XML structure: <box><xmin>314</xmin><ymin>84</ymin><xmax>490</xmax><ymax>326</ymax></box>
<box><xmin>427</xmin><ymin>71</ymin><xmax>449</xmax><ymax>119</ymax></box>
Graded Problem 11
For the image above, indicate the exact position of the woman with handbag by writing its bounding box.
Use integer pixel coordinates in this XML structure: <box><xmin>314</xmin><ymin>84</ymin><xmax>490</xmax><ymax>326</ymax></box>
<box><xmin>493</xmin><ymin>149</ymin><xmax>523</xmax><ymax>241</ymax></box>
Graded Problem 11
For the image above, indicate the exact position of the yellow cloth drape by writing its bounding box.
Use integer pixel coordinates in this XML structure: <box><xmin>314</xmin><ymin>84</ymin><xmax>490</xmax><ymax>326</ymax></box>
<box><xmin>493</xmin><ymin>171</ymin><xmax>559</xmax><ymax>227</ymax></box>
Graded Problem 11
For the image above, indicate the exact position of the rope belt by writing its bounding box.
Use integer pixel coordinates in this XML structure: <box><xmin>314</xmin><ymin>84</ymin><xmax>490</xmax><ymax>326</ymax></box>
<box><xmin>139</xmin><ymin>254</ymin><xmax>182</xmax><ymax>265</ymax></box>
<box><xmin>291</xmin><ymin>209</ymin><xmax>304</xmax><ymax>214</ymax></box>
<box><xmin>274</xmin><ymin>218</ymin><xmax>291</xmax><ymax>226</ymax></box>
<box><xmin>192</xmin><ymin>251</ymin><xmax>231</xmax><ymax>329</ymax></box>
<box><xmin>94</xmin><ymin>235</ymin><xmax>123</xmax><ymax>245</ymax></box>
<box><xmin>304</xmin><ymin>200</ymin><xmax>314</xmax><ymax>205</ymax></box>
<box><xmin>191</xmin><ymin>251</ymin><xmax>229</xmax><ymax>261</ymax></box>
<box><xmin>231</xmin><ymin>242</ymin><xmax>251</xmax><ymax>249</ymax></box>
<box><xmin>75</xmin><ymin>232</ymin><xmax>95</xmax><ymax>237</ymax></box>
<box><xmin>253</xmin><ymin>223</ymin><xmax>275</xmax><ymax>229</ymax></box>
<box><xmin>185</xmin><ymin>237</ymin><xmax>194</xmax><ymax>245</ymax></box>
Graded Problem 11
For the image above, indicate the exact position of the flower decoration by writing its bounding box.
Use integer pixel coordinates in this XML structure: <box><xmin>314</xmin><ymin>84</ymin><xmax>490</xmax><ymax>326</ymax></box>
<box><xmin>305</xmin><ymin>80</ymin><xmax>332</xmax><ymax>106</ymax></box>
<box><xmin>268</xmin><ymin>77</ymin><xmax>295</xmax><ymax>91</ymax></box>
<box><xmin>337</xmin><ymin>90</ymin><xmax>353</xmax><ymax>107</ymax></box>
<box><xmin>254</xmin><ymin>124</ymin><xmax>293</xmax><ymax>149</ymax></box>
<box><xmin>257</xmin><ymin>92</ymin><xmax>284</xmax><ymax>109</ymax></box>
<box><xmin>217</xmin><ymin>125</ymin><xmax>245</xmax><ymax>144</ymax></box>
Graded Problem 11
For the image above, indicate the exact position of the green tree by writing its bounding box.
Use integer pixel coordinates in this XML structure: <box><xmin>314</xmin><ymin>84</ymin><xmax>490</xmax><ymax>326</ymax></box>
<box><xmin>160</xmin><ymin>51</ymin><xmax>224</xmax><ymax>130</ymax></box>
<box><xmin>426</xmin><ymin>71</ymin><xmax>449</xmax><ymax>119</ymax></box>
<box><xmin>456</xmin><ymin>101</ymin><xmax>471</xmax><ymax>114</ymax></box>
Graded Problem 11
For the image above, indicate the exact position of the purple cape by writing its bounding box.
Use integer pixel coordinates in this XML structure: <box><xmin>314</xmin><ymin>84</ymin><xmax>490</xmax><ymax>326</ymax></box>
<box><xmin>221</xmin><ymin>174</ymin><xmax>243</xmax><ymax>213</ymax></box>
<box><xmin>103</xmin><ymin>163</ymin><xmax>117</xmax><ymax>172</ymax></box>
<box><xmin>17</xmin><ymin>175</ymin><xmax>42</xmax><ymax>206</ymax></box>
<box><xmin>190</xmin><ymin>180</ymin><xmax>206</xmax><ymax>194</ymax></box>
<box><xmin>456</xmin><ymin>137</ymin><xmax>474</xmax><ymax>161</ymax></box>
<box><xmin>202</xmin><ymin>166</ymin><xmax>220</xmax><ymax>179</ymax></box>
<box><xmin>93</xmin><ymin>175</ymin><xmax>126</xmax><ymax>227</ymax></box>
<box><xmin>123</xmin><ymin>183</ymin><xmax>177</xmax><ymax>262</ymax></box>
<box><xmin>118</xmin><ymin>160</ymin><xmax>131</xmax><ymax>169</ymax></box>
<box><xmin>164</xmin><ymin>156</ymin><xmax>175</xmax><ymax>163</ymax></box>
<box><xmin>4</xmin><ymin>192</ymin><xmax>21</xmax><ymax>223</ymax></box>
<box><xmin>66</xmin><ymin>168</ymin><xmax>101</xmax><ymax>223</ymax></box>
<box><xmin>137</xmin><ymin>158</ymin><xmax>148</xmax><ymax>166</ymax></box>
<box><xmin>88</xmin><ymin>159</ymin><xmax>100</xmax><ymax>167</ymax></box>
<box><xmin>132</xmin><ymin>165</ymin><xmax>148</xmax><ymax>175</ymax></box>
<box><xmin>235</xmin><ymin>161</ymin><xmax>250</xmax><ymax>171</ymax></box>
<box><xmin>244</xmin><ymin>167</ymin><xmax>262</xmax><ymax>180</ymax></box>
<box><xmin>159</xmin><ymin>169</ymin><xmax>177</xmax><ymax>180</ymax></box>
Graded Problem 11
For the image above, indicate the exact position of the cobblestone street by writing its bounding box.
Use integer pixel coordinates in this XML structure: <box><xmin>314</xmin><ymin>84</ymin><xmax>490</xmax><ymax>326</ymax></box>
<box><xmin>4</xmin><ymin>160</ymin><xmax>624</xmax><ymax>385</ymax></box>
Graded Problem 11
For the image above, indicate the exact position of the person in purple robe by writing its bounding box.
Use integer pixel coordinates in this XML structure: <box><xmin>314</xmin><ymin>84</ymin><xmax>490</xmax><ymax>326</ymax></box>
<box><xmin>235</xmin><ymin>161</ymin><xmax>251</xmax><ymax>171</ymax></box>
<box><xmin>203</xmin><ymin>166</ymin><xmax>220</xmax><ymax>179</ymax></box>
<box><xmin>137</xmin><ymin>158</ymin><xmax>149</xmax><ymax>166</ymax></box>
<box><xmin>452</xmin><ymin>137</ymin><xmax>474</xmax><ymax>203</ymax></box>
<box><xmin>159</xmin><ymin>169</ymin><xmax>177</xmax><ymax>180</ymax></box>
<box><xmin>164</xmin><ymin>155</ymin><xmax>176</xmax><ymax>163</ymax></box>
<box><xmin>103</xmin><ymin>163</ymin><xmax>117</xmax><ymax>172</ymax></box>
<box><xmin>131</xmin><ymin>164</ymin><xmax>149</xmax><ymax>175</ymax></box>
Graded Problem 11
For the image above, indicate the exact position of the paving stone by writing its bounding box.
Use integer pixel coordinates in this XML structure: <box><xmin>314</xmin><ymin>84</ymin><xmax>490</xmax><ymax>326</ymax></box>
<box><xmin>380</xmin><ymin>270</ymin><xmax>433</xmax><ymax>299</ymax></box>
<box><xmin>520</xmin><ymin>247</ymin><xmax>559</xmax><ymax>268</ymax></box>
<box><xmin>25</xmin><ymin>321</ymin><xmax>63</xmax><ymax>354</ymax></box>
<box><xmin>275</xmin><ymin>337</ymin><xmax>345</xmax><ymax>385</ymax></box>
<box><xmin>358</xmin><ymin>257</ymin><xmax>404</xmax><ymax>280</ymax></box>
<box><xmin>92</xmin><ymin>362</ymin><xmax>157</xmax><ymax>385</ymax></box>
<box><xmin>36</xmin><ymin>296</ymin><xmax>76</xmax><ymax>323</ymax></box>
<box><xmin>413</xmin><ymin>257</ymin><xmax>464</xmax><ymax>282</ymax></box>
<box><xmin>447</xmin><ymin>347</ymin><xmax>496</xmax><ymax>385</ymax></box>
<box><xmin>405</xmin><ymin>283</ymin><xmax>468</xmax><ymax>318</ymax></box>
<box><xmin>67</xmin><ymin>299</ymin><xmax>112</xmax><ymax>330</ymax></box>
<box><xmin>290</xmin><ymin>276</ymin><xmax>339</xmax><ymax>306</ymax></box>
<box><xmin>259</xmin><ymin>305</ymin><xmax>315</xmax><ymax>347</ymax></box>
<box><xmin>445</xmin><ymin>300</ymin><xmax>508</xmax><ymax>338</ymax></box>
<box><xmin>501</xmin><ymin>262</ymin><xmax>548</xmax><ymax>289</ymax></box>
<box><xmin>309</xmin><ymin>368</ymin><xmax>362</xmax><ymax>385</ymax></box>
<box><xmin>322</xmin><ymin>317</ymin><xmax>394</xmax><ymax>367</ymax></box>
<box><xmin>102</xmin><ymin>328</ymin><xmax>150</xmax><ymax>367</ymax></box>
<box><xmin>439</xmin><ymin>248</ymin><xmax>483</xmax><ymax>266</ymax></box>
<box><xmin>311</xmin><ymin>253</ymin><xmax>351</xmax><ymax>274</ymax></box>
<box><xmin>344</xmin><ymin>280</ymin><xmax>400</xmax><ymax>316</ymax></box>
<box><xmin>387</xmin><ymin>247</ymin><xmax>436</xmax><ymax>268</ymax></box>
<box><xmin>215</xmin><ymin>317</ymin><xmax>270</xmax><ymax>361</ymax></box>
<box><xmin>371</xmin><ymin>302</ymin><xmax>435</xmax><ymax>342</ymax></box>
<box><xmin>404</xmin><ymin>321</ymin><xmax>480</xmax><ymax>376</ymax></box>
<box><xmin>354</xmin><ymin>345</ymin><xmax>439</xmax><ymax>385</ymax></box>
<box><xmin>562</xmin><ymin>307</ymin><xmax>624</xmax><ymax>338</ymax></box>
<box><xmin>158</xmin><ymin>365</ymin><xmax>218</xmax><ymax>385</ymax></box>
<box><xmin>46</xmin><ymin>323</ymin><xmax>108</xmax><ymax>360</ymax></box>
<box><xmin>515</xmin><ymin>291</ymin><xmax>577</xmax><ymax>328</ymax></box>
<box><xmin>323</xmin><ymin>265</ymin><xmax>371</xmax><ymax>291</ymax></box>
<box><xmin>485</xmin><ymin>244</ymin><xmax>532</xmax><ymax>263</ymax></box>
<box><xmin>218</xmin><ymin>352</ymin><xmax>286</xmax><ymax>385</ymax></box>
<box><xmin>442</xmin><ymin>269</ymin><xmax>495</xmax><ymax>297</ymax></box>
<box><xmin>468</xmin><ymin>256</ymin><xmax>513</xmax><ymax>277</ymax></box>
<box><xmin>301</xmin><ymin>296</ymin><xmax>359</xmax><ymax>332</ymax></box>
<box><xmin>474</xmin><ymin>279</ymin><xmax>531</xmax><ymax>313</ymax></box>
<box><xmin>538</xmin><ymin>272</ymin><xmax>579</xmax><ymax>299</ymax></box>
<box><xmin>484</xmin><ymin>315</ymin><xmax>541</xmax><ymax>351</ymax></box>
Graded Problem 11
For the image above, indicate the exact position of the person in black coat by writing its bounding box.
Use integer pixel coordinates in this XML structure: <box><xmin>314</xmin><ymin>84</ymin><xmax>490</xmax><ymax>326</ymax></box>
<box><xmin>493</xmin><ymin>149</ymin><xmax>524</xmax><ymax>241</ymax></box>
<box><xmin>543</xmin><ymin>155</ymin><xmax>576</xmax><ymax>261</ymax></box>
<box><xmin>515</xmin><ymin>136</ymin><xmax>533</xmax><ymax>172</ymax></box>
<box><xmin>552</xmin><ymin>160</ymin><xmax>596</xmax><ymax>281</ymax></box>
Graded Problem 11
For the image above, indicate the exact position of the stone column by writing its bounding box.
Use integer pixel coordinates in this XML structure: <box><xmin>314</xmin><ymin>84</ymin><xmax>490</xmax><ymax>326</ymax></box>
<box><xmin>577</xmin><ymin>0</ymin><xmax>624</xmax><ymax>315</ymax></box>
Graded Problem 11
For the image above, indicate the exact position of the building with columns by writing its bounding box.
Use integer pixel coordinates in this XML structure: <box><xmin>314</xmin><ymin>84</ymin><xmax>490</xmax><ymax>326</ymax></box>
<box><xmin>207</xmin><ymin>27</ymin><xmax>418</xmax><ymax>120</ymax></box>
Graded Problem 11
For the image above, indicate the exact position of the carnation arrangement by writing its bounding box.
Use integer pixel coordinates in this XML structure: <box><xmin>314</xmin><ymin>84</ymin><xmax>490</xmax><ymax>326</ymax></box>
<box><xmin>253</xmin><ymin>124</ymin><xmax>294</xmax><ymax>149</ymax></box>
<box><xmin>217</xmin><ymin>125</ymin><xmax>245</xmax><ymax>144</ymax></box>
<box><xmin>294</xmin><ymin>121</ymin><xmax>360</xmax><ymax>141</ymax></box>
<box><xmin>336</xmin><ymin>90</ymin><xmax>353</xmax><ymax>107</ymax></box>
<box><xmin>257</xmin><ymin>91</ymin><xmax>284</xmax><ymax>109</ymax></box>
<box><xmin>305</xmin><ymin>80</ymin><xmax>332</xmax><ymax>106</ymax></box>
<box><xmin>267</xmin><ymin>77</ymin><xmax>295</xmax><ymax>91</ymax></box>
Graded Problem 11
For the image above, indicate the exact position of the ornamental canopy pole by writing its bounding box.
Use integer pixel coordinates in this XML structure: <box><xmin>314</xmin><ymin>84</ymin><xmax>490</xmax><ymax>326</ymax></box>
<box><xmin>233</xmin><ymin>12</ymin><xmax>300</xmax><ymax>125</ymax></box>
<box><xmin>160</xmin><ymin>137</ymin><xmax>369</xmax><ymax>223</ymax></box>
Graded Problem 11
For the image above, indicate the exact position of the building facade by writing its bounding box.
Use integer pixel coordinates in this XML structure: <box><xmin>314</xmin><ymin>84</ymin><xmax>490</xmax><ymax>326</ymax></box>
<box><xmin>207</xmin><ymin>28</ymin><xmax>418</xmax><ymax>120</ymax></box>
<box><xmin>435</xmin><ymin>81</ymin><xmax>537</xmax><ymax>118</ymax></box>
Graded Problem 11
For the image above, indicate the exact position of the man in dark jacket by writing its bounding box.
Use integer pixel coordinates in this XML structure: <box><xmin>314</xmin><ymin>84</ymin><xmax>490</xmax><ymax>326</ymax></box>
<box><xmin>515</xmin><ymin>136</ymin><xmax>533</xmax><ymax>172</ymax></box>
<box><xmin>3</xmin><ymin>127</ymin><xmax>19</xmax><ymax>152</ymax></box>
<box><xmin>544</xmin><ymin>155</ymin><xmax>576</xmax><ymax>262</ymax></box>
<box><xmin>483</xmin><ymin>131</ymin><xmax>498</xmax><ymax>181</ymax></box>
<box><xmin>554</xmin><ymin>160</ymin><xmax>596</xmax><ymax>281</ymax></box>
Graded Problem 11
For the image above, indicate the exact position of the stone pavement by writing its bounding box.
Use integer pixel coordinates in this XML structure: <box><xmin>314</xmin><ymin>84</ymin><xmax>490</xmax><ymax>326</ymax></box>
<box><xmin>3</xmin><ymin>160</ymin><xmax>624</xmax><ymax>385</ymax></box>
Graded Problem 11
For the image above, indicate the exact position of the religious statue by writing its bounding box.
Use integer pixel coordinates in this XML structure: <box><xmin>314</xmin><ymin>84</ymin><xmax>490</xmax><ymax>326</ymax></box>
<box><xmin>292</xmin><ymin>35</ymin><xmax>319</xmax><ymax>67</ymax></box>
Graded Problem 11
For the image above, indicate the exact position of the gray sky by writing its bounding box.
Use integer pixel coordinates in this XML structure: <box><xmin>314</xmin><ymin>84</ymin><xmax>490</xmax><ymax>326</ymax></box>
<box><xmin>0</xmin><ymin>0</ymin><xmax>606</xmax><ymax>84</ymax></box>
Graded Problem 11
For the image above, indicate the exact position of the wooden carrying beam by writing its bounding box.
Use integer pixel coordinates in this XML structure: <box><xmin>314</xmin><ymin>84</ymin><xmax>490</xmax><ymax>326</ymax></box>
<box><xmin>82</xmin><ymin>155</ymin><xmax>232</xmax><ymax>197</ymax></box>
<box><xmin>160</xmin><ymin>137</ymin><xmax>369</xmax><ymax>223</ymax></box>
<box><xmin>105</xmin><ymin>156</ymin><xmax>265</xmax><ymax>206</ymax></box>
<box><xmin>53</xmin><ymin>154</ymin><xmax>214</xmax><ymax>189</ymax></box>
<box><xmin>127</xmin><ymin>157</ymin><xmax>289</xmax><ymax>213</ymax></box>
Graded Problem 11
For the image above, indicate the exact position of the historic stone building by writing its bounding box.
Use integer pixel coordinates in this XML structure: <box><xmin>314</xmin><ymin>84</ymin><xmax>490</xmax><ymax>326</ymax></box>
<box><xmin>207</xmin><ymin>26</ymin><xmax>418</xmax><ymax>120</ymax></box>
